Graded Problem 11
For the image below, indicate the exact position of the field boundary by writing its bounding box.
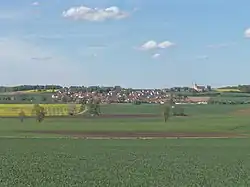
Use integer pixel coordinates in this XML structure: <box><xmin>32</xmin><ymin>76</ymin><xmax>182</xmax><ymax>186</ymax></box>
<box><xmin>19</xmin><ymin>131</ymin><xmax>248</xmax><ymax>139</ymax></box>
<box><xmin>0</xmin><ymin>114</ymin><xmax>161</xmax><ymax>118</ymax></box>
<box><xmin>0</xmin><ymin>136</ymin><xmax>248</xmax><ymax>140</ymax></box>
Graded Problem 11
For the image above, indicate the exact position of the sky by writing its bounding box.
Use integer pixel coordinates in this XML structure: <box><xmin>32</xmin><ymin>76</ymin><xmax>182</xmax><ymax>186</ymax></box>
<box><xmin>0</xmin><ymin>0</ymin><xmax>250</xmax><ymax>88</ymax></box>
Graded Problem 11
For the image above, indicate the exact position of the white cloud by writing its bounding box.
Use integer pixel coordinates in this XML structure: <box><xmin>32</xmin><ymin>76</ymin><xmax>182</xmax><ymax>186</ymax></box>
<box><xmin>244</xmin><ymin>28</ymin><xmax>250</xmax><ymax>38</ymax></box>
<box><xmin>62</xmin><ymin>6</ymin><xmax>129</xmax><ymax>21</ymax></box>
<box><xmin>140</xmin><ymin>40</ymin><xmax>175</xmax><ymax>50</ymax></box>
<box><xmin>32</xmin><ymin>2</ymin><xmax>39</xmax><ymax>6</ymax></box>
<box><xmin>0</xmin><ymin>39</ymin><xmax>83</xmax><ymax>85</ymax></box>
<box><xmin>152</xmin><ymin>53</ymin><xmax>160</xmax><ymax>59</ymax></box>
<box><xmin>158</xmin><ymin>41</ymin><xmax>175</xmax><ymax>48</ymax></box>
<box><xmin>140</xmin><ymin>40</ymin><xmax>158</xmax><ymax>50</ymax></box>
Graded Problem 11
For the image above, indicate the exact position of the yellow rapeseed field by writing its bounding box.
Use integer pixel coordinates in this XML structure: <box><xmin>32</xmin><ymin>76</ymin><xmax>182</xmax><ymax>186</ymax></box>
<box><xmin>215</xmin><ymin>88</ymin><xmax>241</xmax><ymax>92</ymax></box>
<box><xmin>0</xmin><ymin>104</ymin><xmax>80</xmax><ymax>117</ymax></box>
<box><xmin>22</xmin><ymin>89</ymin><xmax>59</xmax><ymax>93</ymax></box>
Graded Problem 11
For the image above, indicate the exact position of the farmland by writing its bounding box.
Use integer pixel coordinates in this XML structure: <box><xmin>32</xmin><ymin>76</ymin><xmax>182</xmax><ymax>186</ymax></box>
<box><xmin>2</xmin><ymin>138</ymin><xmax>250</xmax><ymax>186</ymax></box>
<box><xmin>1</xmin><ymin>104</ymin><xmax>250</xmax><ymax>186</ymax></box>
<box><xmin>0</xmin><ymin>104</ymin><xmax>81</xmax><ymax>117</ymax></box>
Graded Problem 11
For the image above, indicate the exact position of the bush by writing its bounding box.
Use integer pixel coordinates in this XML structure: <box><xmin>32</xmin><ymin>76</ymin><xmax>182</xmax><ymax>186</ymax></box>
<box><xmin>32</xmin><ymin>104</ymin><xmax>45</xmax><ymax>122</ymax></box>
<box><xmin>172</xmin><ymin>106</ymin><xmax>186</xmax><ymax>116</ymax></box>
<box><xmin>67</xmin><ymin>103</ymin><xmax>76</xmax><ymax>116</ymax></box>
<box><xmin>133</xmin><ymin>100</ymin><xmax>141</xmax><ymax>105</ymax></box>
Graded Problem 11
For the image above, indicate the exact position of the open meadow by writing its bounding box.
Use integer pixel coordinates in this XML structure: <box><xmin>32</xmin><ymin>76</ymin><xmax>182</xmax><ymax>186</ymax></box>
<box><xmin>1</xmin><ymin>104</ymin><xmax>250</xmax><ymax>186</ymax></box>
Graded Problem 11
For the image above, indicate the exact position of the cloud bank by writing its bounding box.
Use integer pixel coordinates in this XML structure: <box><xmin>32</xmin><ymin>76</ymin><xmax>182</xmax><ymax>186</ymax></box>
<box><xmin>62</xmin><ymin>6</ymin><xmax>129</xmax><ymax>21</ymax></box>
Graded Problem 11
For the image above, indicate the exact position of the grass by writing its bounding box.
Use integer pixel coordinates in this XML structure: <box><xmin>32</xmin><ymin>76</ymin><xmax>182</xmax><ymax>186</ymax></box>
<box><xmin>0</xmin><ymin>115</ymin><xmax>249</xmax><ymax>136</ymax></box>
<box><xmin>0</xmin><ymin>104</ymin><xmax>249</xmax><ymax>137</ymax></box>
<box><xmin>1</xmin><ymin>138</ymin><xmax>250</xmax><ymax>186</ymax></box>
<box><xmin>0</xmin><ymin>104</ymin><xmax>250</xmax><ymax>186</ymax></box>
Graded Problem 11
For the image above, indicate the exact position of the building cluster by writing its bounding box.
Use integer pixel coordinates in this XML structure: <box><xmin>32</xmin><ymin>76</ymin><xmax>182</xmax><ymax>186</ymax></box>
<box><xmin>51</xmin><ymin>84</ymin><xmax>211</xmax><ymax>104</ymax></box>
<box><xmin>52</xmin><ymin>89</ymin><xmax>171</xmax><ymax>104</ymax></box>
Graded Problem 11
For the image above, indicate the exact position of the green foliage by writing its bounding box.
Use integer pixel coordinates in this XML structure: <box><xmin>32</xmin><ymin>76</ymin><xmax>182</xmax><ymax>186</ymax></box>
<box><xmin>208</xmin><ymin>97</ymin><xmax>250</xmax><ymax>105</ymax></box>
<box><xmin>79</xmin><ymin>103</ymin><xmax>85</xmax><ymax>113</ymax></box>
<box><xmin>133</xmin><ymin>100</ymin><xmax>141</xmax><ymax>105</ymax></box>
<box><xmin>67</xmin><ymin>103</ymin><xmax>76</xmax><ymax>116</ymax></box>
<box><xmin>32</xmin><ymin>104</ymin><xmax>45</xmax><ymax>122</ymax></box>
<box><xmin>0</xmin><ymin>93</ymin><xmax>53</xmax><ymax>104</ymax></box>
<box><xmin>172</xmin><ymin>105</ymin><xmax>186</xmax><ymax>116</ymax></box>
<box><xmin>18</xmin><ymin>110</ymin><xmax>25</xmax><ymax>117</ymax></box>
<box><xmin>18</xmin><ymin>110</ymin><xmax>25</xmax><ymax>122</ymax></box>
<box><xmin>162</xmin><ymin>104</ymin><xmax>171</xmax><ymax>122</ymax></box>
<box><xmin>87</xmin><ymin>100</ymin><xmax>101</xmax><ymax>116</ymax></box>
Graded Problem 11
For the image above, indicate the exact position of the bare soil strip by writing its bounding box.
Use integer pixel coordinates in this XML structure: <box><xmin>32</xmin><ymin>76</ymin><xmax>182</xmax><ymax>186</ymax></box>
<box><xmin>21</xmin><ymin>130</ymin><xmax>245</xmax><ymax>138</ymax></box>
<box><xmin>88</xmin><ymin>114</ymin><xmax>160</xmax><ymax>118</ymax></box>
<box><xmin>0</xmin><ymin>114</ymin><xmax>161</xmax><ymax>119</ymax></box>
<box><xmin>231</xmin><ymin>109</ymin><xmax>250</xmax><ymax>116</ymax></box>
<box><xmin>0</xmin><ymin>136</ymin><xmax>247</xmax><ymax>140</ymax></box>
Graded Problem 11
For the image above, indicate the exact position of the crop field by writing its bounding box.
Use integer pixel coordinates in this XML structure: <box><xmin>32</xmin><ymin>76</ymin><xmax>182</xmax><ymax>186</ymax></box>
<box><xmin>1</xmin><ymin>104</ymin><xmax>250</xmax><ymax>186</ymax></box>
<box><xmin>215</xmin><ymin>88</ymin><xmax>241</xmax><ymax>92</ymax></box>
<box><xmin>20</xmin><ymin>89</ymin><xmax>58</xmax><ymax>93</ymax></box>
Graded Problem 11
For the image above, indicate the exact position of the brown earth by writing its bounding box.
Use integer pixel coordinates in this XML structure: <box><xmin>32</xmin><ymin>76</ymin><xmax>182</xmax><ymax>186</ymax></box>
<box><xmin>89</xmin><ymin>114</ymin><xmax>160</xmax><ymax>118</ymax></box>
<box><xmin>22</xmin><ymin>130</ymin><xmax>245</xmax><ymax>138</ymax></box>
<box><xmin>186</xmin><ymin>97</ymin><xmax>211</xmax><ymax>102</ymax></box>
<box><xmin>230</xmin><ymin>109</ymin><xmax>250</xmax><ymax>116</ymax></box>
<box><xmin>81</xmin><ymin>114</ymin><xmax>188</xmax><ymax>119</ymax></box>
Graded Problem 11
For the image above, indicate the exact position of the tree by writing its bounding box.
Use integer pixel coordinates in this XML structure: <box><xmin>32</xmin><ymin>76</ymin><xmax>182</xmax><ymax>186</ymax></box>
<box><xmin>32</xmin><ymin>104</ymin><xmax>45</xmax><ymax>122</ymax></box>
<box><xmin>79</xmin><ymin>103</ymin><xmax>85</xmax><ymax>113</ymax></box>
<box><xmin>68</xmin><ymin>103</ymin><xmax>76</xmax><ymax>116</ymax></box>
<box><xmin>163</xmin><ymin>103</ymin><xmax>171</xmax><ymax>122</ymax></box>
<box><xmin>38</xmin><ymin>106</ymin><xmax>45</xmax><ymax>122</ymax></box>
<box><xmin>19</xmin><ymin>109</ymin><xmax>25</xmax><ymax>122</ymax></box>
<box><xmin>239</xmin><ymin>85</ymin><xmax>250</xmax><ymax>93</ymax></box>
<box><xmin>95</xmin><ymin>99</ymin><xmax>101</xmax><ymax>115</ymax></box>
<box><xmin>88</xmin><ymin>99</ymin><xmax>101</xmax><ymax>116</ymax></box>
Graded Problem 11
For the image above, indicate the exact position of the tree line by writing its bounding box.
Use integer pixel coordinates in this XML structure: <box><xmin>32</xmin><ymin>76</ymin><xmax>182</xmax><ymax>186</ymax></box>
<box><xmin>2</xmin><ymin>84</ymin><xmax>250</xmax><ymax>93</ymax></box>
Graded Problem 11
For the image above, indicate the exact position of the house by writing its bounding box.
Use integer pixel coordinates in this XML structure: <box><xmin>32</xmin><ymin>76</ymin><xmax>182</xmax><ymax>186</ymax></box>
<box><xmin>193</xmin><ymin>83</ymin><xmax>206</xmax><ymax>92</ymax></box>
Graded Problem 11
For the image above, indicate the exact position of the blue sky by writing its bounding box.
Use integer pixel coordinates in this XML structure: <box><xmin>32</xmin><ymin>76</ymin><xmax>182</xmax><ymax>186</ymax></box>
<box><xmin>0</xmin><ymin>0</ymin><xmax>250</xmax><ymax>88</ymax></box>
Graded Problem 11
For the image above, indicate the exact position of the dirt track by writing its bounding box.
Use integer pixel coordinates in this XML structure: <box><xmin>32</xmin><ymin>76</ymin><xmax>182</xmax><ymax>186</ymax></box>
<box><xmin>0</xmin><ymin>114</ymin><xmax>161</xmax><ymax>119</ymax></box>
<box><xmin>86</xmin><ymin>114</ymin><xmax>160</xmax><ymax>118</ymax></box>
<box><xmin>22</xmin><ymin>130</ymin><xmax>245</xmax><ymax>138</ymax></box>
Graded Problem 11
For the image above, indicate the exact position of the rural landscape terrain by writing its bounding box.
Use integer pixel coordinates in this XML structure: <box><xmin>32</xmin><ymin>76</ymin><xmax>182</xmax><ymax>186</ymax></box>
<box><xmin>2</xmin><ymin>0</ymin><xmax>250</xmax><ymax>185</ymax></box>
<box><xmin>1</xmin><ymin>85</ymin><xmax>250</xmax><ymax>186</ymax></box>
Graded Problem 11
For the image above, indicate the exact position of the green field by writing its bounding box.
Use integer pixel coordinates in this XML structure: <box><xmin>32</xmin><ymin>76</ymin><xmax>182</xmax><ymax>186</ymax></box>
<box><xmin>1</xmin><ymin>104</ymin><xmax>250</xmax><ymax>186</ymax></box>
<box><xmin>2</xmin><ymin>138</ymin><xmax>250</xmax><ymax>186</ymax></box>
